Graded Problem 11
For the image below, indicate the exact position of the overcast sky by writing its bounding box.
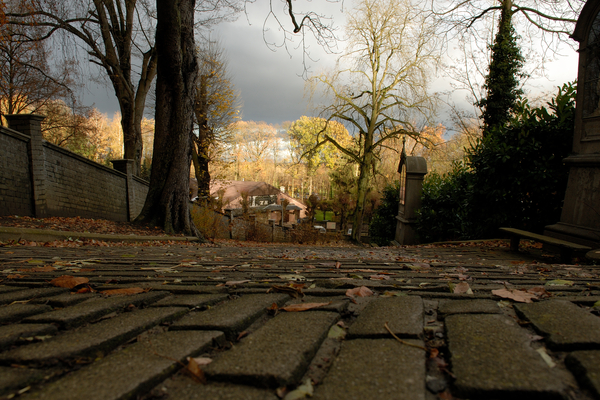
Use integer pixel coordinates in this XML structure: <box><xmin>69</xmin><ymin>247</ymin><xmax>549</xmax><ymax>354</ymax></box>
<box><xmin>80</xmin><ymin>1</ymin><xmax>579</xmax><ymax>128</ymax></box>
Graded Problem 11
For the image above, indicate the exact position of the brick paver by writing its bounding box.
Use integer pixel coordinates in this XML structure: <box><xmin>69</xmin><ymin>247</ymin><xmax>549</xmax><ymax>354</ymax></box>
<box><xmin>347</xmin><ymin>296</ymin><xmax>423</xmax><ymax>338</ymax></box>
<box><xmin>20</xmin><ymin>331</ymin><xmax>223</xmax><ymax>400</ymax></box>
<box><xmin>445</xmin><ymin>313</ymin><xmax>567</xmax><ymax>398</ymax></box>
<box><xmin>0</xmin><ymin>240</ymin><xmax>599</xmax><ymax>399</ymax></box>
<box><xmin>514</xmin><ymin>300</ymin><xmax>600</xmax><ymax>350</ymax></box>
<box><xmin>314</xmin><ymin>339</ymin><xmax>426</xmax><ymax>400</ymax></box>
<box><xmin>205</xmin><ymin>311</ymin><xmax>339</xmax><ymax>388</ymax></box>
<box><xmin>1</xmin><ymin>306</ymin><xmax>187</xmax><ymax>365</ymax></box>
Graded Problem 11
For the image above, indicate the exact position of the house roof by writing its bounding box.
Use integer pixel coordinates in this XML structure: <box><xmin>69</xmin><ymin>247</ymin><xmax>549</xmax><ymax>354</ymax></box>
<box><xmin>210</xmin><ymin>180</ymin><xmax>307</xmax><ymax>215</ymax></box>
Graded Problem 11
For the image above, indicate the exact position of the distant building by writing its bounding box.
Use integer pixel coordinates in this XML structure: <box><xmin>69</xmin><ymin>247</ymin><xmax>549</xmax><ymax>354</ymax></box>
<box><xmin>209</xmin><ymin>180</ymin><xmax>307</xmax><ymax>222</ymax></box>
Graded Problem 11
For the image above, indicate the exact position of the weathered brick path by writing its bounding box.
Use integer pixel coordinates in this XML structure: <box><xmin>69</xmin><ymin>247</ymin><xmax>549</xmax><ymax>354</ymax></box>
<box><xmin>1</xmin><ymin>239</ymin><xmax>599</xmax><ymax>399</ymax></box>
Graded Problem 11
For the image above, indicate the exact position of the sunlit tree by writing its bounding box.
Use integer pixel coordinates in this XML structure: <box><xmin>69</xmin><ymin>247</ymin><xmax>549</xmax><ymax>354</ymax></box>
<box><xmin>311</xmin><ymin>0</ymin><xmax>440</xmax><ymax>240</ymax></box>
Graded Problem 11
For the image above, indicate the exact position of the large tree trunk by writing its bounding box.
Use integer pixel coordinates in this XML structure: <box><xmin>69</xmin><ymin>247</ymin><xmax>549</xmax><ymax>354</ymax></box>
<box><xmin>135</xmin><ymin>0</ymin><xmax>204</xmax><ymax>239</ymax></box>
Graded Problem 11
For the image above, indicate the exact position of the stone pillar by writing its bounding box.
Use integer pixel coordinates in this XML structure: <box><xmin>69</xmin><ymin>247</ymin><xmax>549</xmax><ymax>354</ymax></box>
<box><xmin>5</xmin><ymin>114</ymin><xmax>47</xmax><ymax>218</ymax></box>
<box><xmin>395</xmin><ymin>156</ymin><xmax>427</xmax><ymax>245</ymax></box>
<box><xmin>111</xmin><ymin>159</ymin><xmax>135</xmax><ymax>222</ymax></box>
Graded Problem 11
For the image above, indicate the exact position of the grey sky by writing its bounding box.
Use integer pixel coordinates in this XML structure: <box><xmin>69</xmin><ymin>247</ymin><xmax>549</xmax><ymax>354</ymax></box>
<box><xmin>80</xmin><ymin>0</ymin><xmax>578</xmax><ymax>127</ymax></box>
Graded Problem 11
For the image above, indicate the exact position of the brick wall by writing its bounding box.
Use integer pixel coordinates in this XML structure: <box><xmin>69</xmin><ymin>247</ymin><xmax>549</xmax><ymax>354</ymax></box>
<box><xmin>0</xmin><ymin>114</ymin><xmax>149</xmax><ymax>222</ymax></box>
<box><xmin>0</xmin><ymin>128</ymin><xmax>33</xmax><ymax>216</ymax></box>
<box><xmin>42</xmin><ymin>143</ymin><xmax>128</xmax><ymax>220</ymax></box>
<box><xmin>130</xmin><ymin>176</ymin><xmax>150</xmax><ymax>219</ymax></box>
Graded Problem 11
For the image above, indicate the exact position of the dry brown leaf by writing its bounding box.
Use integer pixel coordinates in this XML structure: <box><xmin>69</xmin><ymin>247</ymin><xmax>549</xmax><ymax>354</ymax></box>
<box><xmin>100</xmin><ymin>287</ymin><xmax>147</xmax><ymax>296</ymax></box>
<box><xmin>267</xmin><ymin>285</ymin><xmax>304</xmax><ymax>299</ymax></box>
<box><xmin>335</xmin><ymin>261</ymin><xmax>342</xmax><ymax>269</ymax></box>
<box><xmin>453</xmin><ymin>282</ymin><xmax>473</xmax><ymax>294</ymax></box>
<box><xmin>20</xmin><ymin>265</ymin><xmax>56</xmax><ymax>272</ymax></box>
<box><xmin>225</xmin><ymin>280</ymin><xmax>250</xmax><ymax>286</ymax></box>
<box><xmin>281</xmin><ymin>302</ymin><xmax>331</xmax><ymax>312</ymax></box>
<box><xmin>184</xmin><ymin>357</ymin><xmax>206</xmax><ymax>383</ymax></box>
<box><xmin>346</xmin><ymin>286</ymin><xmax>373</xmax><ymax>298</ymax></box>
<box><xmin>75</xmin><ymin>286</ymin><xmax>95</xmax><ymax>294</ymax></box>
<box><xmin>370</xmin><ymin>275</ymin><xmax>390</xmax><ymax>280</ymax></box>
<box><xmin>50</xmin><ymin>275</ymin><xmax>89</xmax><ymax>289</ymax></box>
<box><xmin>526</xmin><ymin>286</ymin><xmax>551</xmax><ymax>298</ymax></box>
<box><xmin>7</xmin><ymin>274</ymin><xmax>28</xmax><ymax>279</ymax></box>
<box><xmin>191</xmin><ymin>357</ymin><xmax>213</xmax><ymax>366</ymax></box>
<box><xmin>492</xmin><ymin>288</ymin><xmax>536</xmax><ymax>303</ymax></box>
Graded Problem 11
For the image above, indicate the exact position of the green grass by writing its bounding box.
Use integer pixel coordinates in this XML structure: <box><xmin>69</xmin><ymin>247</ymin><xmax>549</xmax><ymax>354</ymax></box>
<box><xmin>315</xmin><ymin>210</ymin><xmax>334</xmax><ymax>221</ymax></box>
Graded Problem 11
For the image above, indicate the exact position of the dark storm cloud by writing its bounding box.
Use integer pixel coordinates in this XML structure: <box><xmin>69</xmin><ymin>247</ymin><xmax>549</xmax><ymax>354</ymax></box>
<box><xmin>215</xmin><ymin>22</ymin><xmax>315</xmax><ymax>124</ymax></box>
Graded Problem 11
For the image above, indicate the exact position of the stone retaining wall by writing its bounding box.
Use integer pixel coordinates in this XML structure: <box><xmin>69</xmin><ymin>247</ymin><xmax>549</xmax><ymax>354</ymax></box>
<box><xmin>0</xmin><ymin>114</ymin><xmax>148</xmax><ymax>222</ymax></box>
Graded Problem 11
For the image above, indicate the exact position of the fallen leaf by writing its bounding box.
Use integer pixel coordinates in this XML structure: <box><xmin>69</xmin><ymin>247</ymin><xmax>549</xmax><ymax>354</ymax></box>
<box><xmin>100</xmin><ymin>287</ymin><xmax>146</xmax><ymax>296</ymax></box>
<box><xmin>491</xmin><ymin>288</ymin><xmax>536</xmax><ymax>303</ymax></box>
<box><xmin>536</xmin><ymin>347</ymin><xmax>556</xmax><ymax>368</ymax></box>
<box><xmin>526</xmin><ymin>286</ymin><xmax>551</xmax><ymax>298</ymax></box>
<box><xmin>278</xmin><ymin>274</ymin><xmax>305</xmax><ymax>282</ymax></box>
<box><xmin>281</xmin><ymin>302</ymin><xmax>331</xmax><ymax>312</ymax></box>
<box><xmin>267</xmin><ymin>285</ymin><xmax>304</xmax><ymax>299</ymax></box>
<box><xmin>20</xmin><ymin>265</ymin><xmax>56</xmax><ymax>272</ymax></box>
<box><xmin>284</xmin><ymin>378</ymin><xmax>313</xmax><ymax>400</ymax></box>
<box><xmin>382</xmin><ymin>291</ymin><xmax>407</xmax><ymax>297</ymax></box>
<box><xmin>545</xmin><ymin>279</ymin><xmax>574</xmax><ymax>286</ymax></box>
<box><xmin>370</xmin><ymin>275</ymin><xmax>390</xmax><ymax>280</ymax></box>
<box><xmin>184</xmin><ymin>357</ymin><xmax>206</xmax><ymax>383</ymax></box>
<box><xmin>75</xmin><ymin>285</ymin><xmax>95</xmax><ymax>294</ymax></box>
<box><xmin>327</xmin><ymin>324</ymin><xmax>346</xmax><ymax>339</ymax></box>
<box><xmin>191</xmin><ymin>357</ymin><xmax>212</xmax><ymax>366</ymax></box>
<box><xmin>50</xmin><ymin>275</ymin><xmax>89</xmax><ymax>289</ymax></box>
<box><xmin>452</xmin><ymin>282</ymin><xmax>473</xmax><ymax>294</ymax></box>
<box><xmin>345</xmin><ymin>286</ymin><xmax>373</xmax><ymax>298</ymax></box>
<box><xmin>7</xmin><ymin>274</ymin><xmax>27</xmax><ymax>279</ymax></box>
<box><xmin>225</xmin><ymin>280</ymin><xmax>250</xmax><ymax>286</ymax></box>
<box><xmin>335</xmin><ymin>261</ymin><xmax>342</xmax><ymax>269</ymax></box>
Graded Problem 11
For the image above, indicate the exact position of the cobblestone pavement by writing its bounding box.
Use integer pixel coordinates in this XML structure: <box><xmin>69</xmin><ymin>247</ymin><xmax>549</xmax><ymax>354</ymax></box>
<box><xmin>0</xmin><ymin>240</ymin><xmax>599</xmax><ymax>400</ymax></box>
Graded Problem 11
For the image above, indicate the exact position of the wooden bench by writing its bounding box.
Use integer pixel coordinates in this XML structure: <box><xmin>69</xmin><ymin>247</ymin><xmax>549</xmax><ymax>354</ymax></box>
<box><xmin>499</xmin><ymin>227</ymin><xmax>592</xmax><ymax>263</ymax></box>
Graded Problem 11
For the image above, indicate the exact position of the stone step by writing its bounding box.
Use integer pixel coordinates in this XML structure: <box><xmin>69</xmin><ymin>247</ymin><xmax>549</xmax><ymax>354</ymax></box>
<box><xmin>205</xmin><ymin>311</ymin><xmax>340</xmax><ymax>388</ymax></box>
<box><xmin>446</xmin><ymin>314</ymin><xmax>567</xmax><ymax>399</ymax></box>
<box><xmin>314</xmin><ymin>339</ymin><xmax>426</xmax><ymax>400</ymax></box>
<box><xmin>0</xmin><ymin>307</ymin><xmax>188</xmax><ymax>365</ymax></box>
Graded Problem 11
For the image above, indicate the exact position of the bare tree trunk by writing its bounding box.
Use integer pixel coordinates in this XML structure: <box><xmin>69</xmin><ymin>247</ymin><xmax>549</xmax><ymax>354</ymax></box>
<box><xmin>193</xmin><ymin>74</ymin><xmax>212</xmax><ymax>204</ymax></box>
<box><xmin>351</xmin><ymin>149</ymin><xmax>374</xmax><ymax>242</ymax></box>
<box><xmin>136</xmin><ymin>0</ymin><xmax>204</xmax><ymax>240</ymax></box>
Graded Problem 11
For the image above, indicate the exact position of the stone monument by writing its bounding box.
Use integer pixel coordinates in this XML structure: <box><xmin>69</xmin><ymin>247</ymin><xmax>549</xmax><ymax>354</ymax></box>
<box><xmin>395</xmin><ymin>140</ymin><xmax>427</xmax><ymax>245</ymax></box>
<box><xmin>545</xmin><ymin>0</ymin><xmax>600</xmax><ymax>248</ymax></box>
